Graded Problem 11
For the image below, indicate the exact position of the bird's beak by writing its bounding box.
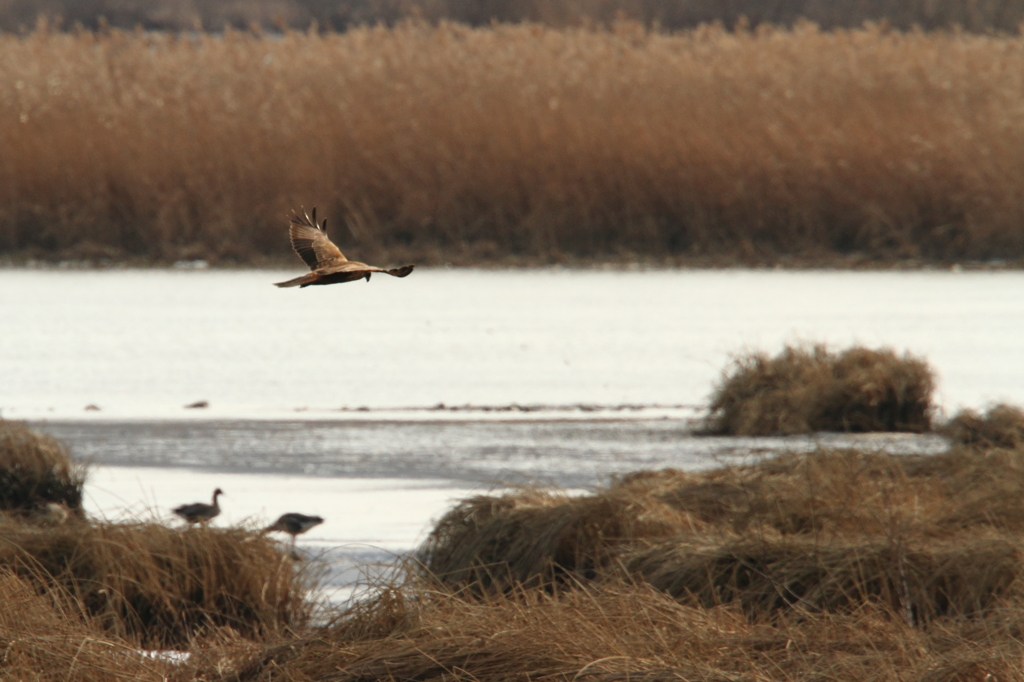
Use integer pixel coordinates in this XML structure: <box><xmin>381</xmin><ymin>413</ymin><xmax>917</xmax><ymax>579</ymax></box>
<box><xmin>365</xmin><ymin>273</ymin><xmax>372</xmax><ymax>282</ymax></box>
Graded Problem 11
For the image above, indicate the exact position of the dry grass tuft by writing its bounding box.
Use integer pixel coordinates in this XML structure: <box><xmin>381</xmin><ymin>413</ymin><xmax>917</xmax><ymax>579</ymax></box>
<box><xmin>941</xmin><ymin>403</ymin><xmax>1024</xmax><ymax>449</ymax></box>
<box><xmin>0</xmin><ymin>420</ymin><xmax>86</xmax><ymax>515</ymax></box>
<box><xmin>416</xmin><ymin>446</ymin><xmax>1024</xmax><ymax>624</ymax></box>
<box><xmin>0</xmin><ymin>520</ymin><xmax>313</xmax><ymax>648</ymax></box>
<box><xmin>4</xmin><ymin>24</ymin><xmax>1024</xmax><ymax>265</ymax></box>
<box><xmin>623</xmin><ymin>534</ymin><xmax>1022</xmax><ymax>620</ymax></box>
<box><xmin>700</xmin><ymin>344</ymin><xmax>936</xmax><ymax>435</ymax></box>
<box><xmin>0</xmin><ymin>568</ymin><xmax>174</xmax><ymax>681</ymax></box>
<box><xmin>417</xmin><ymin>487</ymin><xmax>688</xmax><ymax>589</ymax></box>
<box><xmin>218</xmin><ymin>577</ymin><xmax>1024</xmax><ymax>682</ymax></box>
<box><xmin>227</xmin><ymin>581</ymin><xmax>738</xmax><ymax>682</ymax></box>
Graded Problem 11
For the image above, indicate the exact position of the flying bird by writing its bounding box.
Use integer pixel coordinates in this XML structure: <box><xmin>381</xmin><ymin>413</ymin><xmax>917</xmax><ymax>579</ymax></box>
<box><xmin>172</xmin><ymin>488</ymin><xmax>224</xmax><ymax>525</ymax></box>
<box><xmin>274</xmin><ymin>208</ymin><xmax>414</xmax><ymax>288</ymax></box>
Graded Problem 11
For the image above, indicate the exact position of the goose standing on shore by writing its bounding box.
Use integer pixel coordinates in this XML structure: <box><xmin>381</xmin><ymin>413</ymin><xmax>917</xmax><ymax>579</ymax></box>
<box><xmin>274</xmin><ymin>208</ymin><xmax>414</xmax><ymax>288</ymax></box>
<box><xmin>264</xmin><ymin>512</ymin><xmax>324</xmax><ymax>551</ymax></box>
<box><xmin>173</xmin><ymin>488</ymin><xmax>224</xmax><ymax>525</ymax></box>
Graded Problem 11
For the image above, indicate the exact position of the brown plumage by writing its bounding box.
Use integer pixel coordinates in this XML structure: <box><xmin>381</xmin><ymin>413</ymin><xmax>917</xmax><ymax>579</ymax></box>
<box><xmin>274</xmin><ymin>208</ymin><xmax>415</xmax><ymax>288</ymax></box>
<box><xmin>172</xmin><ymin>488</ymin><xmax>223</xmax><ymax>525</ymax></box>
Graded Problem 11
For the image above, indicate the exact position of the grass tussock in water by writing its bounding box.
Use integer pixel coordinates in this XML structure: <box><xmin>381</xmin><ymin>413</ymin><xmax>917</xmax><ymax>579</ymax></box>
<box><xmin>0</xmin><ymin>520</ymin><xmax>312</xmax><ymax>648</ymax></box>
<box><xmin>5</xmin><ymin>23</ymin><xmax>1024</xmax><ymax>266</ymax></box>
<box><xmin>941</xmin><ymin>402</ymin><xmax>1024</xmax><ymax>449</ymax></box>
<box><xmin>0</xmin><ymin>420</ymin><xmax>86</xmax><ymax>516</ymax></box>
<box><xmin>699</xmin><ymin>344</ymin><xmax>936</xmax><ymax>436</ymax></box>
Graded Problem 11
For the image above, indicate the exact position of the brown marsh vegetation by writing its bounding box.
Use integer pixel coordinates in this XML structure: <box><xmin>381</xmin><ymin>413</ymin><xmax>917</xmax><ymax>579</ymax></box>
<box><xmin>5</xmin><ymin>0</ymin><xmax>1024</xmax><ymax>33</ymax></box>
<box><xmin>211</xmin><ymin>442</ymin><xmax>1024</xmax><ymax>681</ymax></box>
<box><xmin>941</xmin><ymin>402</ymin><xmax>1024</xmax><ymax>449</ymax></box>
<box><xmin>700</xmin><ymin>344</ymin><xmax>936</xmax><ymax>435</ymax></box>
<box><xmin>0</xmin><ymin>421</ymin><xmax>314</xmax><ymax>650</ymax></box>
<box><xmin>0</xmin><ymin>419</ymin><xmax>86</xmax><ymax>514</ymax></box>
<box><xmin>9</xmin><ymin>416</ymin><xmax>1024</xmax><ymax>679</ymax></box>
<box><xmin>4</xmin><ymin>23</ymin><xmax>1024</xmax><ymax>266</ymax></box>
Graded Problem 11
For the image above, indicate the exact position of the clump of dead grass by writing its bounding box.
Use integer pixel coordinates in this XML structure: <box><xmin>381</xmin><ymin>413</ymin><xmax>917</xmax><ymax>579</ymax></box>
<box><xmin>0</xmin><ymin>420</ymin><xmax>86</xmax><ymax>515</ymax></box>
<box><xmin>213</xmin><ymin>576</ymin><xmax>1024</xmax><ymax>682</ymax></box>
<box><xmin>941</xmin><ymin>403</ymin><xmax>1024</xmax><ymax>449</ymax></box>
<box><xmin>699</xmin><ymin>344</ymin><xmax>936</xmax><ymax>436</ymax></box>
<box><xmin>417</xmin><ymin>487</ymin><xmax>689</xmax><ymax>589</ymax></box>
<box><xmin>0</xmin><ymin>568</ymin><xmax>174</xmax><ymax>681</ymax></box>
<box><xmin>0</xmin><ymin>520</ymin><xmax>313</xmax><ymax>649</ymax></box>
<box><xmin>416</xmin><ymin>445</ymin><xmax>1024</xmax><ymax>625</ymax></box>
<box><xmin>624</xmin><ymin>534</ymin><xmax>1022</xmax><ymax>620</ymax></box>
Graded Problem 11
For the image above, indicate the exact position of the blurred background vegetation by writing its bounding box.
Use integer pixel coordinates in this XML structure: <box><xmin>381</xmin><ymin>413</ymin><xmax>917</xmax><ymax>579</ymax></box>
<box><xmin>4</xmin><ymin>0</ymin><xmax>1024</xmax><ymax>33</ymax></box>
<box><xmin>2</xmin><ymin>0</ymin><xmax>1024</xmax><ymax>267</ymax></box>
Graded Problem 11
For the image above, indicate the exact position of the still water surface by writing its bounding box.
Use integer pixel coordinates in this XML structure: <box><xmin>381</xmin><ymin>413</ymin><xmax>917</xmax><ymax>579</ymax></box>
<box><xmin>3</xmin><ymin>267</ymin><xmax>1023</xmax><ymax>419</ymax></box>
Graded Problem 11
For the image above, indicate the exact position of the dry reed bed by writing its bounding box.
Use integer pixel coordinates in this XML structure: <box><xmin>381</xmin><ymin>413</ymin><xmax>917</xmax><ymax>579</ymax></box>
<box><xmin>11</xmin><ymin>0</ymin><xmax>1024</xmax><ymax>33</ymax></box>
<box><xmin>701</xmin><ymin>344</ymin><xmax>936</xmax><ymax>436</ymax></box>
<box><xmin>4</xmin><ymin>23</ymin><xmax>1024</xmax><ymax>265</ymax></box>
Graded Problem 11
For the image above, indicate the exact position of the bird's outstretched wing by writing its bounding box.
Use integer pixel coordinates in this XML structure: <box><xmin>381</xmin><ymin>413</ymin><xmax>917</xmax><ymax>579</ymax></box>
<box><xmin>289</xmin><ymin>208</ymin><xmax>347</xmax><ymax>270</ymax></box>
<box><xmin>273</xmin><ymin>262</ymin><xmax>415</xmax><ymax>287</ymax></box>
<box><xmin>323</xmin><ymin>262</ymin><xmax>414</xmax><ymax>276</ymax></box>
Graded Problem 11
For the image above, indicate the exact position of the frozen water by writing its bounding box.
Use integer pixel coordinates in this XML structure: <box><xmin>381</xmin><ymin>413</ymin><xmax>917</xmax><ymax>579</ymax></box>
<box><xmin>3</xmin><ymin>268</ymin><xmax>1024</xmax><ymax>419</ymax></box>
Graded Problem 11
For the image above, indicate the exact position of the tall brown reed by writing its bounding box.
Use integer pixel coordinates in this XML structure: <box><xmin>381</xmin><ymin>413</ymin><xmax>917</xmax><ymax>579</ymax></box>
<box><xmin>6</xmin><ymin>0</ymin><xmax>1024</xmax><ymax>34</ymax></box>
<box><xmin>3</xmin><ymin>23</ymin><xmax>1024</xmax><ymax>265</ymax></box>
